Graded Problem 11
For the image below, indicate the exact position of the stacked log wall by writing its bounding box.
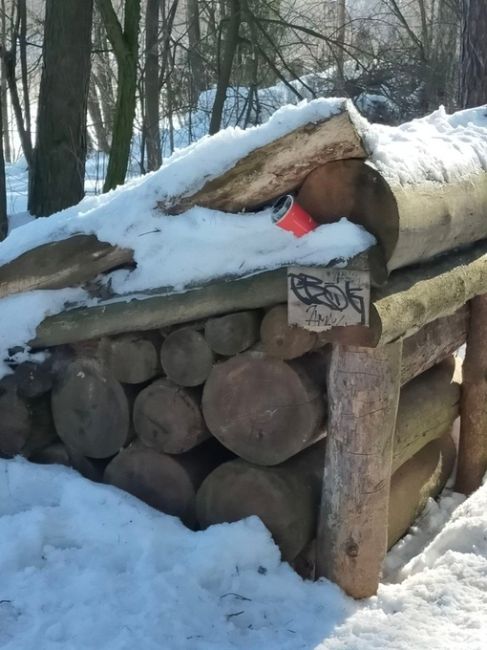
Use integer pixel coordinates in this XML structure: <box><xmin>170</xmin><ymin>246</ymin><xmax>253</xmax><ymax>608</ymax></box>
<box><xmin>0</xmin><ymin>304</ymin><xmax>464</xmax><ymax>578</ymax></box>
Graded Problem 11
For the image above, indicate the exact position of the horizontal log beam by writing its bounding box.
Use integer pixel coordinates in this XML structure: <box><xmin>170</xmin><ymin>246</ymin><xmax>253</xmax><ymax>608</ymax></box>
<box><xmin>159</xmin><ymin>105</ymin><xmax>366</xmax><ymax>215</ymax></box>
<box><xmin>322</xmin><ymin>241</ymin><xmax>487</xmax><ymax>347</ymax></box>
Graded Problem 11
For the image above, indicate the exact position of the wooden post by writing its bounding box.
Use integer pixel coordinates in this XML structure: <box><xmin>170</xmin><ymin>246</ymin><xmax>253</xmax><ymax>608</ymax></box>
<box><xmin>455</xmin><ymin>294</ymin><xmax>487</xmax><ymax>494</ymax></box>
<box><xmin>316</xmin><ymin>340</ymin><xmax>402</xmax><ymax>598</ymax></box>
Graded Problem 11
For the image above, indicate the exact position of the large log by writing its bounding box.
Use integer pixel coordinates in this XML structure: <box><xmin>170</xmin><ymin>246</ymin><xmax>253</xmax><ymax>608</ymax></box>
<box><xmin>400</xmin><ymin>307</ymin><xmax>468</xmax><ymax>385</ymax></box>
<box><xmin>104</xmin><ymin>441</ymin><xmax>225</xmax><ymax>527</ymax></box>
<box><xmin>102</xmin><ymin>332</ymin><xmax>161</xmax><ymax>384</ymax></box>
<box><xmin>197</xmin><ymin>431</ymin><xmax>456</xmax><ymax>566</ymax></box>
<box><xmin>393</xmin><ymin>359</ymin><xmax>459</xmax><ymax>471</ymax></box>
<box><xmin>456</xmin><ymin>294</ymin><xmax>487</xmax><ymax>494</ymax></box>
<box><xmin>0</xmin><ymin>234</ymin><xmax>133</xmax><ymax>299</ymax></box>
<box><xmin>260</xmin><ymin>304</ymin><xmax>317</xmax><ymax>359</ymax></box>
<box><xmin>321</xmin><ymin>241</ymin><xmax>487</xmax><ymax>347</ymax></box>
<box><xmin>158</xmin><ymin>103</ymin><xmax>365</xmax><ymax>214</ymax></box>
<box><xmin>160</xmin><ymin>327</ymin><xmax>215</xmax><ymax>387</ymax></box>
<box><xmin>51</xmin><ymin>358</ymin><xmax>130</xmax><ymax>458</ymax></box>
<box><xmin>133</xmin><ymin>378</ymin><xmax>209</xmax><ymax>453</ymax></box>
<box><xmin>316</xmin><ymin>341</ymin><xmax>402</xmax><ymax>598</ymax></box>
<box><xmin>297</xmin><ymin>158</ymin><xmax>487</xmax><ymax>273</ymax></box>
<box><xmin>204</xmin><ymin>311</ymin><xmax>260</xmax><ymax>356</ymax></box>
<box><xmin>202</xmin><ymin>353</ymin><xmax>325</xmax><ymax>465</ymax></box>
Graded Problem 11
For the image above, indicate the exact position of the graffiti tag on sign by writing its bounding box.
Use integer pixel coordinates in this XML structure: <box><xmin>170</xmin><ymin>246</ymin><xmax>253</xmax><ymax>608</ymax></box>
<box><xmin>287</xmin><ymin>266</ymin><xmax>370</xmax><ymax>331</ymax></box>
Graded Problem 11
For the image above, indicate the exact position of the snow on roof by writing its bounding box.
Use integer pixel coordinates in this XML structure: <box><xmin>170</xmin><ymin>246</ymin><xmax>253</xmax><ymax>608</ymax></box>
<box><xmin>365</xmin><ymin>104</ymin><xmax>487</xmax><ymax>186</ymax></box>
<box><xmin>1</xmin><ymin>456</ymin><xmax>486</xmax><ymax>649</ymax></box>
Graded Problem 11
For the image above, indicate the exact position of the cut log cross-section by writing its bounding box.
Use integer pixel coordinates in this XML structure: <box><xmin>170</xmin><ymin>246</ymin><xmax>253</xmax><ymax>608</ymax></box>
<box><xmin>133</xmin><ymin>378</ymin><xmax>209</xmax><ymax>454</ymax></box>
<box><xmin>104</xmin><ymin>441</ymin><xmax>226</xmax><ymax>527</ymax></box>
<box><xmin>202</xmin><ymin>354</ymin><xmax>326</xmax><ymax>465</ymax></box>
<box><xmin>161</xmin><ymin>327</ymin><xmax>215</xmax><ymax>387</ymax></box>
<box><xmin>456</xmin><ymin>294</ymin><xmax>487</xmax><ymax>494</ymax></box>
<box><xmin>102</xmin><ymin>332</ymin><xmax>161</xmax><ymax>384</ymax></box>
<box><xmin>260</xmin><ymin>304</ymin><xmax>317</xmax><ymax>359</ymax></box>
<box><xmin>316</xmin><ymin>341</ymin><xmax>402</xmax><ymax>599</ymax></box>
<box><xmin>297</xmin><ymin>158</ymin><xmax>487</xmax><ymax>274</ymax></box>
<box><xmin>51</xmin><ymin>358</ymin><xmax>130</xmax><ymax>458</ymax></box>
<box><xmin>204</xmin><ymin>311</ymin><xmax>260</xmax><ymax>356</ymax></box>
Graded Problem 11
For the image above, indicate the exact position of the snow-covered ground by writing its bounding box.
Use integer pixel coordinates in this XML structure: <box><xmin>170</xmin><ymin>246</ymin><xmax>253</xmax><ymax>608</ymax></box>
<box><xmin>0</xmin><ymin>457</ymin><xmax>485</xmax><ymax>650</ymax></box>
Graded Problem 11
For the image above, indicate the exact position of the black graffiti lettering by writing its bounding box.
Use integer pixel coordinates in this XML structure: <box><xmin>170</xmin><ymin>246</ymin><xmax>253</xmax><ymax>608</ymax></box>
<box><xmin>289</xmin><ymin>272</ymin><xmax>367</xmax><ymax>325</ymax></box>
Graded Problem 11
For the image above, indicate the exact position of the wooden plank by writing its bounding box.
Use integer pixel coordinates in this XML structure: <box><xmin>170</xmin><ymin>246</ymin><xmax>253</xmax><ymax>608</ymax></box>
<box><xmin>455</xmin><ymin>294</ymin><xmax>487</xmax><ymax>494</ymax></box>
<box><xmin>159</xmin><ymin>105</ymin><xmax>366</xmax><ymax>215</ymax></box>
<box><xmin>316</xmin><ymin>340</ymin><xmax>402</xmax><ymax>598</ymax></box>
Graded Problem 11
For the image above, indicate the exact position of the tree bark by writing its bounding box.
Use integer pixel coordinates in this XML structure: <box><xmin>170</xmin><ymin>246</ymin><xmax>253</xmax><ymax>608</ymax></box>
<box><xmin>455</xmin><ymin>294</ymin><xmax>487</xmax><ymax>494</ymax></box>
<box><xmin>316</xmin><ymin>341</ymin><xmax>402</xmax><ymax>598</ymax></box>
<box><xmin>28</xmin><ymin>0</ymin><xmax>93</xmax><ymax>216</ymax></box>
<box><xmin>459</xmin><ymin>0</ymin><xmax>487</xmax><ymax>107</ymax></box>
<box><xmin>97</xmin><ymin>0</ymin><xmax>141</xmax><ymax>192</ymax></box>
<box><xmin>144</xmin><ymin>0</ymin><xmax>162</xmax><ymax>171</ymax></box>
<box><xmin>0</xmin><ymin>93</ymin><xmax>6</xmax><ymax>240</ymax></box>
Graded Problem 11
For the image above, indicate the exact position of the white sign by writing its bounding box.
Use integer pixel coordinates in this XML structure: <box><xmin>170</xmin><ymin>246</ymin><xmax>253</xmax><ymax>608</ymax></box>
<box><xmin>287</xmin><ymin>266</ymin><xmax>370</xmax><ymax>331</ymax></box>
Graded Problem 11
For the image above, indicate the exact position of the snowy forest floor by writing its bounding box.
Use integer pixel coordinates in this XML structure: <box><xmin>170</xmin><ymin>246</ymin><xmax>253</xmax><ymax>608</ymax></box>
<box><xmin>0</xmin><ymin>456</ymin><xmax>485</xmax><ymax>650</ymax></box>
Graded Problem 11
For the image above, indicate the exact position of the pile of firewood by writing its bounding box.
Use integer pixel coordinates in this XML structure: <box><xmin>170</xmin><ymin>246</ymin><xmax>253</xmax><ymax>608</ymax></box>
<box><xmin>0</xmin><ymin>303</ymin><xmax>461</xmax><ymax>572</ymax></box>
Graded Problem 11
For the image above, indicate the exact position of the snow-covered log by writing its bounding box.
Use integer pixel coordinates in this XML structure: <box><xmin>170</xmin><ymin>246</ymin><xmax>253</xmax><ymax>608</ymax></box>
<box><xmin>0</xmin><ymin>234</ymin><xmax>133</xmax><ymax>299</ymax></box>
<box><xmin>160</xmin><ymin>103</ymin><xmax>365</xmax><ymax>214</ymax></box>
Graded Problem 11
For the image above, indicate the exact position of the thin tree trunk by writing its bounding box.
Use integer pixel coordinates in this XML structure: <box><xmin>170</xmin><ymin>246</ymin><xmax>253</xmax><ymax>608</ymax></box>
<box><xmin>144</xmin><ymin>0</ymin><xmax>162</xmax><ymax>171</ymax></box>
<box><xmin>88</xmin><ymin>79</ymin><xmax>110</xmax><ymax>154</ymax></box>
<box><xmin>459</xmin><ymin>0</ymin><xmax>487</xmax><ymax>107</ymax></box>
<box><xmin>209</xmin><ymin>0</ymin><xmax>241</xmax><ymax>135</ymax></box>
<box><xmin>187</xmin><ymin>0</ymin><xmax>204</xmax><ymax>107</ymax></box>
<box><xmin>97</xmin><ymin>0</ymin><xmax>141</xmax><ymax>192</ymax></box>
<box><xmin>0</xmin><ymin>93</ymin><xmax>7</xmax><ymax>240</ymax></box>
<box><xmin>0</xmin><ymin>0</ymin><xmax>11</xmax><ymax>164</ymax></box>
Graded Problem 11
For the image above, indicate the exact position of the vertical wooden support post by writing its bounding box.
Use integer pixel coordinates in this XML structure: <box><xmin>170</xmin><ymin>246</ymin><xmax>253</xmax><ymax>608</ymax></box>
<box><xmin>316</xmin><ymin>340</ymin><xmax>402</xmax><ymax>599</ymax></box>
<box><xmin>455</xmin><ymin>294</ymin><xmax>487</xmax><ymax>495</ymax></box>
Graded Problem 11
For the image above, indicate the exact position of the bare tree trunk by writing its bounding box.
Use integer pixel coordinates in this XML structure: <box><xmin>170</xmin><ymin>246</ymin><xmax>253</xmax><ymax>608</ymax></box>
<box><xmin>187</xmin><ymin>0</ymin><xmax>204</xmax><ymax>107</ymax></box>
<box><xmin>88</xmin><ymin>79</ymin><xmax>110</xmax><ymax>154</ymax></box>
<box><xmin>144</xmin><ymin>0</ymin><xmax>162</xmax><ymax>171</ymax></box>
<box><xmin>0</xmin><ymin>93</ymin><xmax>7</xmax><ymax>240</ymax></box>
<box><xmin>209</xmin><ymin>0</ymin><xmax>241</xmax><ymax>135</ymax></box>
<box><xmin>97</xmin><ymin>0</ymin><xmax>141</xmax><ymax>192</ymax></box>
<box><xmin>459</xmin><ymin>0</ymin><xmax>487</xmax><ymax>107</ymax></box>
<box><xmin>28</xmin><ymin>0</ymin><xmax>93</xmax><ymax>216</ymax></box>
<box><xmin>0</xmin><ymin>0</ymin><xmax>11</xmax><ymax>164</ymax></box>
<box><xmin>335</xmin><ymin>0</ymin><xmax>346</xmax><ymax>92</ymax></box>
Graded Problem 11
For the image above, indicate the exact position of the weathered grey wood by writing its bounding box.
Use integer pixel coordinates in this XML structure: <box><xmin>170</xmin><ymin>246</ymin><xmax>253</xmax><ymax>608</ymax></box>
<box><xmin>158</xmin><ymin>104</ymin><xmax>365</xmax><ymax>214</ymax></box>
<box><xmin>0</xmin><ymin>234</ymin><xmax>133</xmax><ymax>299</ymax></box>
<box><xmin>260</xmin><ymin>304</ymin><xmax>317</xmax><ymax>359</ymax></box>
<box><xmin>456</xmin><ymin>294</ymin><xmax>487</xmax><ymax>494</ymax></box>
<box><xmin>204</xmin><ymin>311</ymin><xmax>260</xmax><ymax>356</ymax></box>
<box><xmin>291</xmin><ymin>433</ymin><xmax>456</xmax><ymax>579</ymax></box>
<box><xmin>316</xmin><ymin>341</ymin><xmax>402</xmax><ymax>598</ymax></box>
<box><xmin>13</xmin><ymin>359</ymin><xmax>54</xmax><ymax>398</ymax></box>
<box><xmin>321</xmin><ymin>241</ymin><xmax>487</xmax><ymax>347</ymax></box>
<box><xmin>51</xmin><ymin>358</ymin><xmax>130</xmax><ymax>458</ymax></box>
<box><xmin>160</xmin><ymin>327</ymin><xmax>215</xmax><ymax>387</ymax></box>
<box><xmin>28</xmin><ymin>441</ymin><xmax>110</xmax><ymax>482</ymax></box>
<box><xmin>297</xmin><ymin>158</ymin><xmax>487</xmax><ymax>273</ymax></box>
<box><xmin>103</xmin><ymin>332</ymin><xmax>161</xmax><ymax>384</ymax></box>
<box><xmin>388</xmin><ymin>434</ymin><xmax>456</xmax><ymax>547</ymax></box>
<box><xmin>104</xmin><ymin>441</ymin><xmax>225</xmax><ymax>527</ymax></box>
<box><xmin>400</xmin><ymin>308</ymin><xmax>468</xmax><ymax>385</ymax></box>
<box><xmin>133</xmin><ymin>378</ymin><xmax>209</xmax><ymax>453</ymax></box>
<box><xmin>0</xmin><ymin>388</ymin><xmax>56</xmax><ymax>458</ymax></box>
<box><xmin>393</xmin><ymin>358</ymin><xmax>460</xmax><ymax>472</ymax></box>
<box><xmin>202</xmin><ymin>354</ymin><xmax>325</xmax><ymax>465</ymax></box>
